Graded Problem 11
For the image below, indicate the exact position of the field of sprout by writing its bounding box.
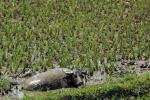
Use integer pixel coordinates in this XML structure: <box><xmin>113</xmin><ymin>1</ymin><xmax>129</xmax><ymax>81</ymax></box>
<box><xmin>0</xmin><ymin>0</ymin><xmax>150</xmax><ymax>99</ymax></box>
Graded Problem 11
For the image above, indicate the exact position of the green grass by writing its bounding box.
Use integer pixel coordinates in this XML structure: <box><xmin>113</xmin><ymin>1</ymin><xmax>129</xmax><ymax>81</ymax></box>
<box><xmin>0</xmin><ymin>1</ymin><xmax>150</xmax><ymax>99</ymax></box>
<box><xmin>0</xmin><ymin>0</ymin><xmax>150</xmax><ymax>73</ymax></box>
<box><xmin>0</xmin><ymin>79</ymin><xmax>11</xmax><ymax>92</ymax></box>
<box><xmin>23</xmin><ymin>74</ymin><xmax>150</xmax><ymax>100</ymax></box>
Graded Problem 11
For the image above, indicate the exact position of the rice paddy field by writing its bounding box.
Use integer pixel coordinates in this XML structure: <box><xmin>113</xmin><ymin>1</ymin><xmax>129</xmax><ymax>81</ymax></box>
<box><xmin>0</xmin><ymin>0</ymin><xmax>150</xmax><ymax>99</ymax></box>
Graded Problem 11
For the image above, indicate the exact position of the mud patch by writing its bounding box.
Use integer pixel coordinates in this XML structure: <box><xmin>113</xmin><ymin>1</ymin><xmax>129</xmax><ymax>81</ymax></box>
<box><xmin>0</xmin><ymin>59</ymin><xmax>150</xmax><ymax>99</ymax></box>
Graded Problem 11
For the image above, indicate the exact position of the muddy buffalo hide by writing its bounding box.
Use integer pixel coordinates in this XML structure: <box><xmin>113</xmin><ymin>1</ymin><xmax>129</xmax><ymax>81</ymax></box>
<box><xmin>20</xmin><ymin>68</ymin><xmax>87</xmax><ymax>91</ymax></box>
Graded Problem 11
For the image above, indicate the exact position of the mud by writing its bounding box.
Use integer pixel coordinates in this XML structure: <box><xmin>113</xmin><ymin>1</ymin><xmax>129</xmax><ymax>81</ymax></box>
<box><xmin>0</xmin><ymin>59</ymin><xmax>150</xmax><ymax>99</ymax></box>
<box><xmin>112</xmin><ymin>59</ymin><xmax>150</xmax><ymax>76</ymax></box>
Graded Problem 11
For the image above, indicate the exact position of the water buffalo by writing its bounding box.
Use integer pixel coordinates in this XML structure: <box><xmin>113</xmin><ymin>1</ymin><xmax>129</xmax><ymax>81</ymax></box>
<box><xmin>18</xmin><ymin>68</ymin><xmax>87</xmax><ymax>91</ymax></box>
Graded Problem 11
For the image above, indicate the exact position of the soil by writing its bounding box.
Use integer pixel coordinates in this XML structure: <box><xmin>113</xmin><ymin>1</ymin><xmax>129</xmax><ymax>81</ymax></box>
<box><xmin>0</xmin><ymin>59</ymin><xmax>150</xmax><ymax>99</ymax></box>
